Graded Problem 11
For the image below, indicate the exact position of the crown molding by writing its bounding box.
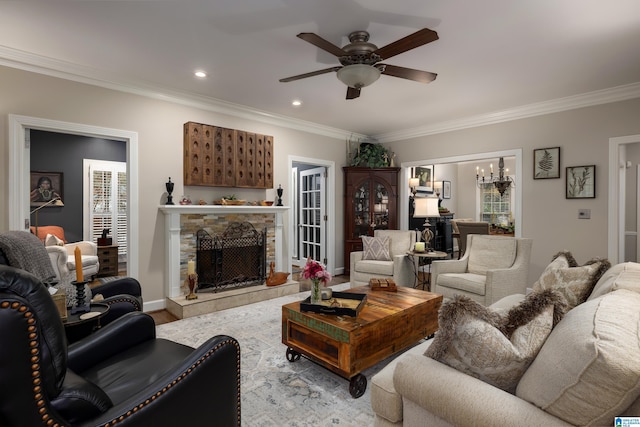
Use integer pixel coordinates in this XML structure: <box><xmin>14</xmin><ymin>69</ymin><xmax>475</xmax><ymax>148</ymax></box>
<box><xmin>0</xmin><ymin>45</ymin><xmax>363</xmax><ymax>142</ymax></box>
<box><xmin>374</xmin><ymin>82</ymin><xmax>640</xmax><ymax>143</ymax></box>
<box><xmin>2</xmin><ymin>45</ymin><xmax>639</xmax><ymax>144</ymax></box>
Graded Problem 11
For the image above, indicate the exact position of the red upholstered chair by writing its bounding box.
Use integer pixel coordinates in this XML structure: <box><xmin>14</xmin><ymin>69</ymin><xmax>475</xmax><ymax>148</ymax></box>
<box><xmin>30</xmin><ymin>225</ymin><xmax>66</xmax><ymax>242</ymax></box>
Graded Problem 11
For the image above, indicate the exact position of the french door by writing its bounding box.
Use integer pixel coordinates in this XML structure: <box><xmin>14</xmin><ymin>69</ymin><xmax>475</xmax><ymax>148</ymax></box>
<box><xmin>297</xmin><ymin>166</ymin><xmax>326</xmax><ymax>266</ymax></box>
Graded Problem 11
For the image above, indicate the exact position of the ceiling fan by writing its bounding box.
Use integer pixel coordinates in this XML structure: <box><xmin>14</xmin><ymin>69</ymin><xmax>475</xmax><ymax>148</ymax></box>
<box><xmin>279</xmin><ymin>28</ymin><xmax>439</xmax><ymax>99</ymax></box>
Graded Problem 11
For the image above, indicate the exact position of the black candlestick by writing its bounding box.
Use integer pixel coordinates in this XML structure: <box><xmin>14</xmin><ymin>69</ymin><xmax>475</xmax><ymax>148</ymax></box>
<box><xmin>70</xmin><ymin>281</ymin><xmax>91</xmax><ymax>314</ymax></box>
<box><xmin>276</xmin><ymin>184</ymin><xmax>283</xmax><ymax>206</ymax></box>
<box><xmin>166</xmin><ymin>177</ymin><xmax>175</xmax><ymax>205</ymax></box>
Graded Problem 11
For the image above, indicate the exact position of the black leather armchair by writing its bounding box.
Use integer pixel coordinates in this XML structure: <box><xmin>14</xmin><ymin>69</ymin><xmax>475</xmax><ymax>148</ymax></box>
<box><xmin>0</xmin><ymin>265</ymin><xmax>241</xmax><ymax>426</ymax></box>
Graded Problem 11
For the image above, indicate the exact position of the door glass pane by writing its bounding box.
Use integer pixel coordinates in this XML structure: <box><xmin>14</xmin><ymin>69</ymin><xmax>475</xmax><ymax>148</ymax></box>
<box><xmin>352</xmin><ymin>180</ymin><xmax>370</xmax><ymax>238</ymax></box>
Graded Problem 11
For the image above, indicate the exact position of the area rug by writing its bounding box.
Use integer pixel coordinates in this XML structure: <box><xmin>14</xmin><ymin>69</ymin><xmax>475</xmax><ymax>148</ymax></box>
<box><xmin>156</xmin><ymin>283</ymin><xmax>403</xmax><ymax>426</ymax></box>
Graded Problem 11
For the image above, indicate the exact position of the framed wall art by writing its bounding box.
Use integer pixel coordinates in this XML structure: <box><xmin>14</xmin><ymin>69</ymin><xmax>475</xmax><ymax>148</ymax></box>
<box><xmin>413</xmin><ymin>165</ymin><xmax>434</xmax><ymax>193</ymax></box>
<box><xmin>442</xmin><ymin>180</ymin><xmax>451</xmax><ymax>199</ymax></box>
<box><xmin>30</xmin><ymin>171</ymin><xmax>64</xmax><ymax>207</ymax></box>
<box><xmin>566</xmin><ymin>165</ymin><xmax>595</xmax><ymax>199</ymax></box>
<box><xmin>533</xmin><ymin>147</ymin><xmax>560</xmax><ymax>179</ymax></box>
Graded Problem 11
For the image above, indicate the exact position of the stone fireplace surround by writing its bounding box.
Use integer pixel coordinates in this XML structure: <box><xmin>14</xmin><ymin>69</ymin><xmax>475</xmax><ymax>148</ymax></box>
<box><xmin>160</xmin><ymin>205</ymin><xmax>299</xmax><ymax>318</ymax></box>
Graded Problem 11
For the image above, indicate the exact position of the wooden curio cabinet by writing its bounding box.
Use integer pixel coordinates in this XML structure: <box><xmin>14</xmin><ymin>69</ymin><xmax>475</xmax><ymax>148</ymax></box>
<box><xmin>343</xmin><ymin>167</ymin><xmax>400</xmax><ymax>274</ymax></box>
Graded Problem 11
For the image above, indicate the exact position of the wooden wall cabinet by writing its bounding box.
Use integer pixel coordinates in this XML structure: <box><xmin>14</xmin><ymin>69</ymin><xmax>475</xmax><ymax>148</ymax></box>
<box><xmin>184</xmin><ymin>121</ymin><xmax>273</xmax><ymax>188</ymax></box>
<box><xmin>343</xmin><ymin>167</ymin><xmax>400</xmax><ymax>274</ymax></box>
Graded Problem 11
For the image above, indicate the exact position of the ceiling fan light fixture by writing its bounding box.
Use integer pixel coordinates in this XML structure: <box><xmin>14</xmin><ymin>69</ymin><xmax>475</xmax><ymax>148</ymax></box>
<box><xmin>337</xmin><ymin>64</ymin><xmax>381</xmax><ymax>89</ymax></box>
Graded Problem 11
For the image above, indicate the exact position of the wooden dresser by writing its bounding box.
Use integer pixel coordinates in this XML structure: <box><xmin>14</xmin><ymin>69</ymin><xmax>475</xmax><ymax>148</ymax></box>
<box><xmin>97</xmin><ymin>245</ymin><xmax>119</xmax><ymax>277</ymax></box>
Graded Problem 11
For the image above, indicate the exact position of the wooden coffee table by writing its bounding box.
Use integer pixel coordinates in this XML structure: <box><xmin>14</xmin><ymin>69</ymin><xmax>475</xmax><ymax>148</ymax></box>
<box><xmin>282</xmin><ymin>285</ymin><xmax>442</xmax><ymax>397</ymax></box>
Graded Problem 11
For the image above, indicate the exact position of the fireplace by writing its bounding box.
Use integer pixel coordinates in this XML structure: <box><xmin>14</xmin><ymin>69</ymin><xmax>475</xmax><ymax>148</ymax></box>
<box><xmin>196</xmin><ymin>222</ymin><xmax>266</xmax><ymax>291</ymax></box>
<box><xmin>160</xmin><ymin>205</ymin><xmax>298</xmax><ymax>318</ymax></box>
<box><xmin>160</xmin><ymin>205</ymin><xmax>290</xmax><ymax>299</ymax></box>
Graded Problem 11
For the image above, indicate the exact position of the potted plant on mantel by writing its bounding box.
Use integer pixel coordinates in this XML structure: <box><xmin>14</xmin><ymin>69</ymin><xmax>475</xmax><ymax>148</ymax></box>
<box><xmin>350</xmin><ymin>142</ymin><xmax>393</xmax><ymax>168</ymax></box>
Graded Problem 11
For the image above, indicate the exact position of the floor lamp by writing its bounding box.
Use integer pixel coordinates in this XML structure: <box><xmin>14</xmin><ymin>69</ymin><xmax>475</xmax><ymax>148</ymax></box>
<box><xmin>413</xmin><ymin>197</ymin><xmax>440</xmax><ymax>252</ymax></box>
<box><xmin>30</xmin><ymin>197</ymin><xmax>61</xmax><ymax>238</ymax></box>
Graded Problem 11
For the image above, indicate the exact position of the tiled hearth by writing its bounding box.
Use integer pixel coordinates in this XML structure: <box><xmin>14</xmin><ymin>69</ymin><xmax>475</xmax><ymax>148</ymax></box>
<box><xmin>166</xmin><ymin>280</ymin><xmax>299</xmax><ymax>319</ymax></box>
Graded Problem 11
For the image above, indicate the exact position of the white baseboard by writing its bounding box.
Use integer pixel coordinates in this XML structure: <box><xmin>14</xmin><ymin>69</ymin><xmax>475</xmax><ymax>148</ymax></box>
<box><xmin>143</xmin><ymin>298</ymin><xmax>165</xmax><ymax>312</ymax></box>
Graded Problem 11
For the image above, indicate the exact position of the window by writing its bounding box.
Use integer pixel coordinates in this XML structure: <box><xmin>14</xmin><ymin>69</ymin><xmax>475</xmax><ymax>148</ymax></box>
<box><xmin>87</xmin><ymin>160</ymin><xmax>127</xmax><ymax>257</ymax></box>
<box><xmin>479</xmin><ymin>183</ymin><xmax>511</xmax><ymax>225</ymax></box>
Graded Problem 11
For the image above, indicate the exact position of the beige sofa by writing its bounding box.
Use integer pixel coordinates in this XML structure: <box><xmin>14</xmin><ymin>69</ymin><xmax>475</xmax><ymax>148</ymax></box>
<box><xmin>371</xmin><ymin>262</ymin><xmax>640</xmax><ymax>426</ymax></box>
<box><xmin>350</xmin><ymin>229</ymin><xmax>416</xmax><ymax>287</ymax></box>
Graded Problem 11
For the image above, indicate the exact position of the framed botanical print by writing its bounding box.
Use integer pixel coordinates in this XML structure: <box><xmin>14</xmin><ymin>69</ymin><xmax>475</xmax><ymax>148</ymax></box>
<box><xmin>566</xmin><ymin>165</ymin><xmax>595</xmax><ymax>199</ymax></box>
<box><xmin>533</xmin><ymin>147</ymin><xmax>561</xmax><ymax>179</ymax></box>
<box><xmin>442</xmin><ymin>181</ymin><xmax>451</xmax><ymax>199</ymax></box>
<box><xmin>413</xmin><ymin>165</ymin><xmax>434</xmax><ymax>193</ymax></box>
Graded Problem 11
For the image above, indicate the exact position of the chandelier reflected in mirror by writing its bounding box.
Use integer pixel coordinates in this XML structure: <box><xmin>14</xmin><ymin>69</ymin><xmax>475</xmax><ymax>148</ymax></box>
<box><xmin>476</xmin><ymin>157</ymin><xmax>513</xmax><ymax>196</ymax></box>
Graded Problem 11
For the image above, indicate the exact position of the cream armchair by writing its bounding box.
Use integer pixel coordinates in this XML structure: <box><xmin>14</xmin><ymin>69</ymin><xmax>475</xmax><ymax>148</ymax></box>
<box><xmin>431</xmin><ymin>234</ymin><xmax>532</xmax><ymax>305</ymax></box>
<box><xmin>350</xmin><ymin>229</ymin><xmax>416</xmax><ymax>287</ymax></box>
<box><xmin>46</xmin><ymin>240</ymin><xmax>100</xmax><ymax>284</ymax></box>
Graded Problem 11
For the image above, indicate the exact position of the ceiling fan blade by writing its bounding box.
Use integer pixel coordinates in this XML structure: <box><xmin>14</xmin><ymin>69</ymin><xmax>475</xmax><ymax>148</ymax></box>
<box><xmin>346</xmin><ymin>86</ymin><xmax>361</xmax><ymax>100</ymax></box>
<box><xmin>380</xmin><ymin>64</ymin><xmax>437</xmax><ymax>83</ymax></box>
<box><xmin>279</xmin><ymin>66</ymin><xmax>342</xmax><ymax>83</ymax></box>
<box><xmin>297</xmin><ymin>33</ymin><xmax>348</xmax><ymax>57</ymax></box>
<box><xmin>373</xmin><ymin>28</ymin><xmax>439</xmax><ymax>60</ymax></box>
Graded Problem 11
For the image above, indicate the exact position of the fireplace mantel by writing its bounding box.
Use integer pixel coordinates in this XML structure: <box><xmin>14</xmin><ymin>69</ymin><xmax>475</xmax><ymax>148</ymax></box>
<box><xmin>160</xmin><ymin>205</ymin><xmax>290</xmax><ymax>298</ymax></box>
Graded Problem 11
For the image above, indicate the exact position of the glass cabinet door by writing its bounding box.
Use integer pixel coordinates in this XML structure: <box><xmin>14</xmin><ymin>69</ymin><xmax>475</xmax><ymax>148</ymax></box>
<box><xmin>350</xmin><ymin>178</ymin><xmax>392</xmax><ymax>239</ymax></box>
<box><xmin>351</xmin><ymin>180</ymin><xmax>371</xmax><ymax>238</ymax></box>
<box><xmin>371</xmin><ymin>181</ymin><xmax>389</xmax><ymax>230</ymax></box>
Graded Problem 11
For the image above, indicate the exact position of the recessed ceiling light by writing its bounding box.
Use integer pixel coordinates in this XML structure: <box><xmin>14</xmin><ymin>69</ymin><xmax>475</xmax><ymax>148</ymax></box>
<box><xmin>292</xmin><ymin>100</ymin><xmax>302</xmax><ymax>107</ymax></box>
<box><xmin>194</xmin><ymin>71</ymin><xmax>207</xmax><ymax>78</ymax></box>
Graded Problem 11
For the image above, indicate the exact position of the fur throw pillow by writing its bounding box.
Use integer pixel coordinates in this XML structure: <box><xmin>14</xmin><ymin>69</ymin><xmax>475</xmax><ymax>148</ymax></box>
<box><xmin>425</xmin><ymin>289</ymin><xmax>567</xmax><ymax>393</ymax></box>
<box><xmin>532</xmin><ymin>251</ymin><xmax>610</xmax><ymax>309</ymax></box>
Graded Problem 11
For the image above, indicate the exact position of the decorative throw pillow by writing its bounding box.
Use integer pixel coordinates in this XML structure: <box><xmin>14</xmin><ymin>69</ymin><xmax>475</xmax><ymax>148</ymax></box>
<box><xmin>45</xmin><ymin>233</ymin><xmax>65</xmax><ymax>247</ymax></box>
<box><xmin>532</xmin><ymin>251</ymin><xmax>610</xmax><ymax>309</ymax></box>
<box><xmin>425</xmin><ymin>289</ymin><xmax>567</xmax><ymax>393</ymax></box>
<box><xmin>362</xmin><ymin>236</ymin><xmax>391</xmax><ymax>261</ymax></box>
<box><xmin>516</xmin><ymin>289</ymin><xmax>640</xmax><ymax>426</ymax></box>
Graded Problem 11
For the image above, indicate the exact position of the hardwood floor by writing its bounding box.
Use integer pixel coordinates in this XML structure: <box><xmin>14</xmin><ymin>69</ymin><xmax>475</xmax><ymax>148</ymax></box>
<box><xmin>148</xmin><ymin>272</ymin><xmax>351</xmax><ymax>325</ymax></box>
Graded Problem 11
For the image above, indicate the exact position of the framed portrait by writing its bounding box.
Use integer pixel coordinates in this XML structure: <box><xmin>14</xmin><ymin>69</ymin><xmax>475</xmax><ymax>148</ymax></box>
<box><xmin>566</xmin><ymin>165</ymin><xmax>595</xmax><ymax>199</ymax></box>
<box><xmin>533</xmin><ymin>147</ymin><xmax>561</xmax><ymax>179</ymax></box>
<box><xmin>30</xmin><ymin>171</ymin><xmax>64</xmax><ymax>207</ymax></box>
<box><xmin>413</xmin><ymin>165</ymin><xmax>434</xmax><ymax>193</ymax></box>
<box><xmin>442</xmin><ymin>181</ymin><xmax>451</xmax><ymax>199</ymax></box>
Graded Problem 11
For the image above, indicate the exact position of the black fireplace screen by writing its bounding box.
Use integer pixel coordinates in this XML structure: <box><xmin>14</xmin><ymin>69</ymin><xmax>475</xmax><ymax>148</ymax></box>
<box><xmin>196</xmin><ymin>222</ymin><xmax>266</xmax><ymax>292</ymax></box>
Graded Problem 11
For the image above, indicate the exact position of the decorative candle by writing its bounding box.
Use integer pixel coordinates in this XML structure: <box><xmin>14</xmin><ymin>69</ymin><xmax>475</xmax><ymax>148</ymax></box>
<box><xmin>187</xmin><ymin>259</ymin><xmax>195</xmax><ymax>275</ymax></box>
<box><xmin>490</xmin><ymin>164</ymin><xmax>493</xmax><ymax>174</ymax></box>
<box><xmin>74</xmin><ymin>246</ymin><xmax>83</xmax><ymax>282</ymax></box>
<box><xmin>415</xmin><ymin>242</ymin><xmax>425</xmax><ymax>252</ymax></box>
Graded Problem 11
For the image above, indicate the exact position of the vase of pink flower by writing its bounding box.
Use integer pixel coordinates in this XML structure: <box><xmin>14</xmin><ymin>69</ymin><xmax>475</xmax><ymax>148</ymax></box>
<box><xmin>302</xmin><ymin>257</ymin><xmax>332</xmax><ymax>304</ymax></box>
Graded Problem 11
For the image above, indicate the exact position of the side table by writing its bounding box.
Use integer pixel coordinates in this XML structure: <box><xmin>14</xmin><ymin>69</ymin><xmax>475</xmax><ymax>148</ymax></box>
<box><xmin>63</xmin><ymin>303</ymin><xmax>110</xmax><ymax>343</ymax></box>
<box><xmin>97</xmin><ymin>245</ymin><xmax>119</xmax><ymax>277</ymax></box>
<box><xmin>406</xmin><ymin>250</ymin><xmax>448</xmax><ymax>291</ymax></box>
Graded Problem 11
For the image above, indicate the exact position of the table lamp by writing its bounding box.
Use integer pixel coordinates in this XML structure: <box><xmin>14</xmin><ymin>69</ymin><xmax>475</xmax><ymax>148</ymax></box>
<box><xmin>413</xmin><ymin>197</ymin><xmax>440</xmax><ymax>252</ymax></box>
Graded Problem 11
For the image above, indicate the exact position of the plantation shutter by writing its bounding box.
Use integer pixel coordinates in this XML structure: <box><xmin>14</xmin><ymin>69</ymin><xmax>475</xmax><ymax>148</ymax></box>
<box><xmin>89</xmin><ymin>161</ymin><xmax>127</xmax><ymax>256</ymax></box>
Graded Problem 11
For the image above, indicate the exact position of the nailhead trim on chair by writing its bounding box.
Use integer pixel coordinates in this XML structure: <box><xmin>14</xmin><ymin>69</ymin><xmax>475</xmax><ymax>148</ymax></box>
<box><xmin>99</xmin><ymin>337</ymin><xmax>242</xmax><ymax>427</ymax></box>
<box><xmin>103</xmin><ymin>296</ymin><xmax>142</xmax><ymax>311</ymax></box>
<box><xmin>2</xmin><ymin>300</ymin><xmax>241</xmax><ymax>426</ymax></box>
<box><xmin>0</xmin><ymin>300</ymin><xmax>63</xmax><ymax>427</ymax></box>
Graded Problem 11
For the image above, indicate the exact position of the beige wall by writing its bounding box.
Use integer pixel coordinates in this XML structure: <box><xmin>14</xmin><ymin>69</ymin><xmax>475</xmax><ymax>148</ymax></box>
<box><xmin>2</xmin><ymin>64</ymin><xmax>640</xmax><ymax>299</ymax></box>
<box><xmin>0</xmin><ymin>66</ymin><xmax>347</xmax><ymax>305</ymax></box>
<box><xmin>388</xmin><ymin>99</ymin><xmax>640</xmax><ymax>283</ymax></box>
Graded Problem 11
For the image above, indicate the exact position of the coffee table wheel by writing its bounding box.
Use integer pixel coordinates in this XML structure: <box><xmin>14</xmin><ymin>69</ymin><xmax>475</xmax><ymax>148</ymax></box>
<box><xmin>286</xmin><ymin>347</ymin><xmax>301</xmax><ymax>362</ymax></box>
<box><xmin>349</xmin><ymin>374</ymin><xmax>367</xmax><ymax>398</ymax></box>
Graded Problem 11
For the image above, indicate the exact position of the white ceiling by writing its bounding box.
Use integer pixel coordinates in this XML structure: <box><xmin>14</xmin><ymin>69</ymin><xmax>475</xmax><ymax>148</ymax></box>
<box><xmin>1</xmin><ymin>0</ymin><xmax>640</xmax><ymax>140</ymax></box>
